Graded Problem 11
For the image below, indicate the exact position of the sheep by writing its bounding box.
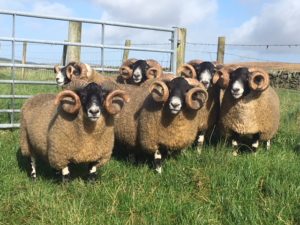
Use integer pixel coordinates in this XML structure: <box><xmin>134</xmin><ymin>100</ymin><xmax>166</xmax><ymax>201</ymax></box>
<box><xmin>54</xmin><ymin>62</ymin><xmax>108</xmax><ymax>87</ymax></box>
<box><xmin>214</xmin><ymin>66</ymin><xmax>280</xmax><ymax>155</ymax></box>
<box><xmin>117</xmin><ymin>58</ymin><xmax>163</xmax><ymax>85</ymax></box>
<box><xmin>177</xmin><ymin>60</ymin><xmax>223</xmax><ymax>151</ymax></box>
<box><xmin>20</xmin><ymin>82</ymin><xmax>129</xmax><ymax>182</ymax></box>
<box><xmin>137</xmin><ymin>76</ymin><xmax>208</xmax><ymax>173</ymax></box>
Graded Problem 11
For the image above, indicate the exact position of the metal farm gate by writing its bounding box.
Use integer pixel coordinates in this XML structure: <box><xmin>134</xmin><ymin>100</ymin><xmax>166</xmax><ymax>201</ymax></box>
<box><xmin>0</xmin><ymin>10</ymin><xmax>178</xmax><ymax>129</ymax></box>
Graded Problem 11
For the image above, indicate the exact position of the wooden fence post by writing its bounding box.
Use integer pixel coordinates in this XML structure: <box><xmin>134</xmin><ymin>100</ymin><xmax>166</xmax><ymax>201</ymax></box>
<box><xmin>217</xmin><ymin>36</ymin><xmax>225</xmax><ymax>64</ymax></box>
<box><xmin>21</xmin><ymin>42</ymin><xmax>27</xmax><ymax>79</ymax></box>
<box><xmin>176</xmin><ymin>28</ymin><xmax>187</xmax><ymax>70</ymax></box>
<box><xmin>67</xmin><ymin>21</ymin><xmax>82</xmax><ymax>63</ymax></box>
<box><xmin>122</xmin><ymin>40</ymin><xmax>131</xmax><ymax>63</ymax></box>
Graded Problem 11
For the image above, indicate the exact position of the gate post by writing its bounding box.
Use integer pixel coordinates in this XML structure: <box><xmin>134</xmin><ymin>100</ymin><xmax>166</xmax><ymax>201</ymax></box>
<box><xmin>176</xmin><ymin>27</ymin><xmax>186</xmax><ymax>71</ymax></box>
<box><xmin>67</xmin><ymin>21</ymin><xmax>82</xmax><ymax>63</ymax></box>
<box><xmin>122</xmin><ymin>40</ymin><xmax>131</xmax><ymax>63</ymax></box>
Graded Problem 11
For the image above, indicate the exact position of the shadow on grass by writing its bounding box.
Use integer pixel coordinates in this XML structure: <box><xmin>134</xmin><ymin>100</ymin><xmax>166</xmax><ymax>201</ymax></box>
<box><xmin>16</xmin><ymin>148</ymin><xmax>103</xmax><ymax>183</ymax></box>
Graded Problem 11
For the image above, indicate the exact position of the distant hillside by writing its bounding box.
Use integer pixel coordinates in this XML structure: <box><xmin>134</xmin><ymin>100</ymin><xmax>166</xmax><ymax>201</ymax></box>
<box><xmin>227</xmin><ymin>62</ymin><xmax>300</xmax><ymax>72</ymax></box>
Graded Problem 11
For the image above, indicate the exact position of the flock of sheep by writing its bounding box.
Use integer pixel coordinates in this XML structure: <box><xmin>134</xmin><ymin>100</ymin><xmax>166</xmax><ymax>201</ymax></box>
<box><xmin>19</xmin><ymin>59</ymin><xmax>280</xmax><ymax>182</ymax></box>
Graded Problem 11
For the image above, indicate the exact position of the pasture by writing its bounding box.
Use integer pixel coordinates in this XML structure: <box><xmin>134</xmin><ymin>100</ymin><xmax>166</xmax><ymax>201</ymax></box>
<box><xmin>0</xmin><ymin>68</ymin><xmax>299</xmax><ymax>224</ymax></box>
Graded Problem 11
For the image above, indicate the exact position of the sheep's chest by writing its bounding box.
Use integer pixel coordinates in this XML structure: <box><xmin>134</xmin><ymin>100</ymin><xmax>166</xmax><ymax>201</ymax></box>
<box><xmin>158</xmin><ymin>114</ymin><xmax>197</xmax><ymax>150</ymax></box>
<box><xmin>224</xmin><ymin>99</ymin><xmax>259</xmax><ymax>135</ymax></box>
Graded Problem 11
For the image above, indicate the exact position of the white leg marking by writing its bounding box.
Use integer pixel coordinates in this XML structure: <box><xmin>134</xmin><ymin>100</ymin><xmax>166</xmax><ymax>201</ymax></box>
<box><xmin>266</xmin><ymin>140</ymin><xmax>271</xmax><ymax>150</ymax></box>
<box><xmin>154</xmin><ymin>150</ymin><xmax>162</xmax><ymax>174</ymax></box>
<box><xmin>198</xmin><ymin>135</ymin><xmax>205</xmax><ymax>145</ymax></box>
<box><xmin>89</xmin><ymin>166</ymin><xmax>97</xmax><ymax>174</ymax></box>
<box><xmin>30</xmin><ymin>156</ymin><xmax>36</xmax><ymax>178</ymax></box>
<box><xmin>154</xmin><ymin>150</ymin><xmax>162</xmax><ymax>159</ymax></box>
<box><xmin>252</xmin><ymin>140</ymin><xmax>259</xmax><ymax>148</ymax></box>
<box><xmin>232</xmin><ymin>140</ymin><xmax>238</xmax><ymax>147</ymax></box>
<box><xmin>62</xmin><ymin>166</ymin><xmax>70</xmax><ymax>176</ymax></box>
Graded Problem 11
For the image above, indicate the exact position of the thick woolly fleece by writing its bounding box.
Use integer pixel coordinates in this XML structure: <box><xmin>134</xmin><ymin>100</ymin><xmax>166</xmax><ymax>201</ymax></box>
<box><xmin>219</xmin><ymin>86</ymin><xmax>280</xmax><ymax>141</ymax></box>
<box><xmin>138</xmin><ymin>96</ymin><xmax>200</xmax><ymax>154</ymax></box>
<box><xmin>20</xmin><ymin>94</ymin><xmax>114</xmax><ymax>170</ymax></box>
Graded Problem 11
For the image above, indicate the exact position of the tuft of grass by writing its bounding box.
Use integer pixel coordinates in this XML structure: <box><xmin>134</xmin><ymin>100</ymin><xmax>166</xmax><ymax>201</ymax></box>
<box><xmin>0</xmin><ymin>68</ymin><xmax>299</xmax><ymax>224</ymax></box>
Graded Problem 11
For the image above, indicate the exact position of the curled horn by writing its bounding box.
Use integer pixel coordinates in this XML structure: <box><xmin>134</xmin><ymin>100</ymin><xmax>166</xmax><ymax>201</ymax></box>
<box><xmin>185</xmin><ymin>87</ymin><xmax>208</xmax><ymax>110</ymax></box>
<box><xmin>177</xmin><ymin>64</ymin><xmax>197</xmax><ymax>79</ymax></box>
<box><xmin>146</xmin><ymin>59</ymin><xmax>163</xmax><ymax>79</ymax></box>
<box><xmin>187</xmin><ymin>59</ymin><xmax>203</xmax><ymax>66</ymax></box>
<box><xmin>54</xmin><ymin>65</ymin><xmax>60</xmax><ymax>74</ymax></box>
<box><xmin>149</xmin><ymin>81</ymin><xmax>169</xmax><ymax>102</ymax></box>
<box><xmin>119</xmin><ymin>58</ymin><xmax>137</xmax><ymax>80</ymax></box>
<box><xmin>104</xmin><ymin>90</ymin><xmax>130</xmax><ymax>115</ymax></box>
<box><xmin>54</xmin><ymin>90</ymin><xmax>81</xmax><ymax>114</ymax></box>
<box><xmin>212</xmin><ymin>67</ymin><xmax>232</xmax><ymax>89</ymax></box>
<box><xmin>248</xmin><ymin>68</ymin><xmax>270</xmax><ymax>91</ymax></box>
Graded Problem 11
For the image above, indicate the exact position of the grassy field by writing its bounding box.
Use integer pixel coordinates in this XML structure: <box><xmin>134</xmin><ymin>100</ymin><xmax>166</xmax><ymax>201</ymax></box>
<box><xmin>0</xmin><ymin>68</ymin><xmax>299</xmax><ymax>224</ymax></box>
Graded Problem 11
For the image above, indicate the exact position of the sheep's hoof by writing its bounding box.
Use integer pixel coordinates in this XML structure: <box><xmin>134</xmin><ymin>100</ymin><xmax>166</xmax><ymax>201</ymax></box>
<box><xmin>62</xmin><ymin>174</ymin><xmax>71</xmax><ymax>183</ymax></box>
<box><xmin>232</xmin><ymin>150</ymin><xmax>238</xmax><ymax>156</ymax></box>
<box><xmin>30</xmin><ymin>173</ymin><xmax>37</xmax><ymax>181</ymax></box>
<box><xmin>196</xmin><ymin>146</ymin><xmax>203</xmax><ymax>154</ymax></box>
<box><xmin>87</xmin><ymin>173</ymin><xmax>98</xmax><ymax>182</ymax></box>
<box><xmin>155</xmin><ymin>166</ymin><xmax>162</xmax><ymax>174</ymax></box>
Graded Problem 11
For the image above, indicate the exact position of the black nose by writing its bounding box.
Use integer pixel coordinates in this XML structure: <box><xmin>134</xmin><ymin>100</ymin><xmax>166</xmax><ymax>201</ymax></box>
<box><xmin>202</xmin><ymin>81</ymin><xmax>209</xmax><ymax>85</ymax></box>
<box><xmin>171</xmin><ymin>102</ymin><xmax>180</xmax><ymax>107</ymax></box>
<box><xmin>232</xmin><ymin>88</ymin><xmax>240</xmax><ymax>93</ymax></box>
<box><xmin>56</xmin><ymin>78</ymin><xmax>59</xmax><ymax>81</ymax></box>
<box><xmin>88</xmin><ymin>108</ymin><xmax>100</xmax><ymax>115</ymax></box>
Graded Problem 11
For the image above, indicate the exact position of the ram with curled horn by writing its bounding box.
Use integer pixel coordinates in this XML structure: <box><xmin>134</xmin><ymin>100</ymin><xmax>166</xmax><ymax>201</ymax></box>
<box><xmin>219</xmin><ymin>67</ymin><xmax>280</xmax><ymax>155</ymax></box>
<box><xmin>20</xmin><ymin>82</ymin><xmax>129</xmax><ymax>182</ymax></box>
<box><xmin>117</xmin><ymin>58</ymin><xmax>163</xmax><ymax>85</ymax></box>
<box><xmin>138</xmin><ymin>76</ymin><xmax>209</xmax><ymax>173</ymax></box>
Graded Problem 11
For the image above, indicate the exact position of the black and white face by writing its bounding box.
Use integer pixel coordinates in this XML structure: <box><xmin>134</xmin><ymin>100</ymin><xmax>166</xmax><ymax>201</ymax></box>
<box><xmin>131</xmin><ymin>60</ymin><xmax>149</xmax><ymax>84</ymax></box>
<box><xmin>54</xmin><ymin>62</ymin><xmax>81</xmax><ymax>86</ymax></box>
<box><xmin>78</xmin><ymin>83</ymin><xmax>105</xmax><ymax>122</ymax></box>
<box><xmin>195</xmin><ymin>62</ymin><xmax>215</xmax><ymax>89</ymax></box>
<box><xmin>230</xmin><ymin>67</ymin><xmax>250</xmax><ymax>99</ymax></box>
<box><xmin>167</xmin><ymin>77</ymin><xmax>192</xmax><ymax>115</ymax></box>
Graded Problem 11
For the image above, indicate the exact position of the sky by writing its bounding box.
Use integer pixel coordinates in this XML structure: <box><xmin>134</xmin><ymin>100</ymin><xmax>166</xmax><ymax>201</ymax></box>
<box><xmin>0</xmin><ymin>0</ymin><xmax>299</xmax><ymax>67</ymax></box>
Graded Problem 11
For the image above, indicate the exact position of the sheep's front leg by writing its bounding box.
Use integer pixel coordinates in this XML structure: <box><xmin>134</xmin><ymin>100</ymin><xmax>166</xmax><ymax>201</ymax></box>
<box><xmin>266</xmin><ymin>140</ymin><xmax>271</xmax><ymax>150</ymax></box>
<box><xmin>61</xmin><ymin>166</ymin><xmax>70</xmax><ymax>183</ymax></box>
<box><xmin>232</xmin><ymin>132</ymin><xmax>239</xmax><ymax>156</ymax></box>
<box><xmin>251</xmin><ymin>133</ymin><xmax>260</xmax><ymax>152</ymax></box>
<box><xmin>154</xmin><ymin>150</ymin><xmax>162</xmax><ymax>174</ymax></box>
<box><xmin>30</xmin><ymin>156</ymin><xmax>37</xmax><ymax>179</ymax></box>
<box><xmin>196</xmin><ymin>130</ymin><xmax>206</xmax><ymax>154</ymax></box>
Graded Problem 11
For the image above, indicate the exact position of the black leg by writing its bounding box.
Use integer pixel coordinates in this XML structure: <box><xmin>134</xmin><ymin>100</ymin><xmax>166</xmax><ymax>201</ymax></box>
<box><xmin>87</xmin><ymin>162</ymin><xmax>98</xmax><ymax>182</ymax></box>
<box><xmin>251</xmin><ymin>133</ymin><xmax>260</xmax><ymax>152</ymax></box>
<box><xmin>154</xmin><ymin>150</ymin><xmax>162</xmax><ymax>174</ymax></box>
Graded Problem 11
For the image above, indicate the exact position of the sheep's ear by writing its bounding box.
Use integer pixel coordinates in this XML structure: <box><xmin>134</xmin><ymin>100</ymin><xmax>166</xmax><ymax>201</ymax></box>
<box><xmin>104</xmin><ymin>90</ymin><xmax>130</xmax><ymax>115</ymax></box>
<box><xmin>54</xmin><ymin>65</ymin><xmax>60</xmax><ymax>74</ymax></box>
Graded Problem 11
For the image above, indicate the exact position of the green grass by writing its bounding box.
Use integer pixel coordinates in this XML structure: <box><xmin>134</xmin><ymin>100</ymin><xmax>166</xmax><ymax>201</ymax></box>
<box><xmin>0</xmin><ymin>69</ymin><xmax>299</xmax><ymax>224</ymax></box>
